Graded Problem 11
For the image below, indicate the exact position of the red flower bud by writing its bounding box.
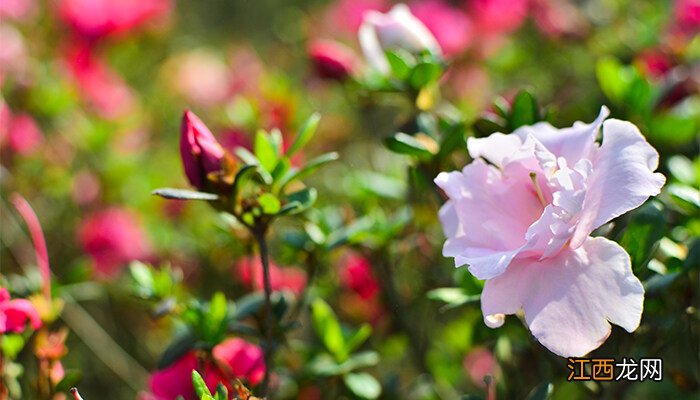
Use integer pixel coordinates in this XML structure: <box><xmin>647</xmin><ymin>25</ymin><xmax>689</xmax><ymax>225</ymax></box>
<box><xmin>179</xmin><ymin>110</ymin><xmax>225</xmax><ymax>189</ymax></box>
<box><xmin>308</xmin><ymin>39</ymin><xmax>358</xmax><ymax>81</ymax></box>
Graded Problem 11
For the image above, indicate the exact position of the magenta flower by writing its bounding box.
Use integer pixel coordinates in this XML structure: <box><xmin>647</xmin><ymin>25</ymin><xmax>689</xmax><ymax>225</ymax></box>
<box><xmin>435</xmin><ymin>107</ymin><xmax>665</xmax><ymax>357</ymax></box>
<box><xmin>78</xmin><ymin>208</ymin><xmax>152</xmax><ymax>278</ymax></box>
<box><xmin>308</xmin><ymin>39</ymin><xmax>359</xmax><ymax>81</ymax></box>
<box><xmin>409</xmin><ymin>0</ymin><xmax>473</xmax><ymax>56</ymax></box>
<box><xmin>0</xmin><ymin>288</ymin><xmax>42</xmax><ymax>334</ymax></box>
<box><xmin>340</xmin><ymin>254</ymin><xmax>380</xmax><ymax>300</ymax></box>
<box><xmin>325</xmin><ymin>0</ymin><xmax>388</xmax><ymax>34</ymax></box>
<box><xmin>58</xmin><ymin>0</ymin><xmax>171</xmax><ymax>41</ymax></box>
<box><xmin>675</xmin><ymin>0</ymin><xmax>700</xmax><ymax>34</ymax></box>
<box><xmin>359</xmin><ymin>3</ymin><xmax>441</xmax><ymax>75</ymax></box>
<box><xmin>180</xmin><ymin>110</ymin><xmax>226</xmax><ymax>190</ymax></box>
<box><xmin>468</xmin><ymin>0</ymin><xmax>528</xmax><ymax>35</ymax></box>
<box><xmin>5</xmin><ymin>112</ymin><xmax>43</xmax><ymax>155</ymax></box>
<box><xmin>148</xmin><ymin>338</ymin><xmax>265</xmax><ymax>399</ymax></box>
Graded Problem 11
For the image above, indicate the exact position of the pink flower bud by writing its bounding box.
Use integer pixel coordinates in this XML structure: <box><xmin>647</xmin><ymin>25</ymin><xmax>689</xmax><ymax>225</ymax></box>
<box><xmin>0</xmin><ymin>288</ymin><xmax>42</xmax><ymax>334</ymax></box>
<box><xmin>308</xmin><ymin>39</ymin><xmax>358</xmax><ymax>81</ymax></box>
<box><xmin>179</xmin><ymin>110</ymin><xmax>226</xmax><ymax>189</ymax></box>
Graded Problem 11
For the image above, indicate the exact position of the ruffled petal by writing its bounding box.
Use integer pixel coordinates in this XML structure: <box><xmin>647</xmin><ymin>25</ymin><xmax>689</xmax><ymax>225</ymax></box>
<box><xmin>435</xmin><ymin>159</ymin><xmax>544</xmax><ymax>279</ymax></box>
<box><xmin>571</xmin><ymin>119</ymin><xmax>666</xmax><ymax>248</ymax></box>
<box><xmin>513</xmin><ymin>106</ymin><xmax>609</xmax><ymax>166</ymax></box>
<box><xmin>467</xmin><ymin>133</ymin><xmax>524</xmax><ymax>169</ymax></box>
<box><xmin>481</xmin><ymin>236</ymin><xmax>644</xmax><ymax>357</ymax></box>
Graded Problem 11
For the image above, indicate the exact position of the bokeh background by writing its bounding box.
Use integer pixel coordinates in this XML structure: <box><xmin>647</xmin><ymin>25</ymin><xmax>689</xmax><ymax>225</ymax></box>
<box><xmin>1</xmin><ymin>0</ymin><xmax>698</xmax><ymax>399</ymax></box>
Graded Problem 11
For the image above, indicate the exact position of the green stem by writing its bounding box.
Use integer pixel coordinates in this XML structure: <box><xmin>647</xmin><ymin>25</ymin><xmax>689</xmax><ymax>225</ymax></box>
<box><xmin>253</xmin><ymin>226</ymin><xmax>274</xmax><ymax>397</ymax></box>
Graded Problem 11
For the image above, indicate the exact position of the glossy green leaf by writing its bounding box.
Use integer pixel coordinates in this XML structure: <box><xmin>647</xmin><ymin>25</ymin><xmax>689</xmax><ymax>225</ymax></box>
<box><xmin>279</xmin><ymin>188</ymin><xmax>317</xmax><ymax>215</ymax></box>
<box><xmin>278</xmin><ymin>152</ymin><xmax>339</xmax><ymax>190</ymax></box>
<box><xmin>152</xmin><ymin>188</ymin><xmax>219</xmax><ymax>201</ymax></box>
<box><xmin>311</xmin><ymin>298</ymin><xmax>346</xmax><ymax>360</ymax></box>
<box><xmin>384</xmin><ymin>132</ymin><xmax>434</xmax><ymax>159</ymax></box>
<box><xmin>386</xmin><ymin>50</ymin><xmax>414</xmax><ymax>80</ymax></box>
<box><xmin>526</xmin><ymin>382</ymin><xmax>553</xmax><ymax>400</ymax></box>
<box><xmin>508</xmin><ymin>90</ymin><xmax>539</xmax><ymax>131</ymax></box>
<box><xmin>344</xmin><ymin>372</ymin><xmax>382</xmax><ymax>399</ymax></box>
<box><xmin>192</xmin><ymin>370</ymin><xmax>211</xmax><ymax>398</ymax></box>
<box><xmin>287</xmin><ymin>113</ymin><xmax>321</xmax><ymax>157</ymax></box>
<box><xmin>258</xmin><ymin>193</ymin><xmax>281</xmax><ymax>214</ymax></box>
<box><xmin>158</xmin><ymin>332</ymin><xmax>198</xmax><ymax>369</ymax></box>
<box><xmin>254</xmin><ymin>130</ymin><xmax>278</xmax><ymax>172</ymax></box>
<box><xmin>619</xmin><ymin>202</ymin><xmax>666</xmax><ymax>271</ymax></box>
<box><xmin>345</xmin><ymin>324</ymin><xmax>372</xmax><ymax>354</ymax></box>
<box><xmin>410</xmin><ymin>62</ymin><xmax>442</xmax><ymax>89</ymax></box>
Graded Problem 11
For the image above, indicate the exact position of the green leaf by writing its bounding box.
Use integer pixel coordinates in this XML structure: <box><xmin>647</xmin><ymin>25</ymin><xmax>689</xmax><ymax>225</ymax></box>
<box><xmin>129</xmin><ymin>261</ymin><xmax>154</xmax><ymax>297</ymax></box>
<box><xmin>344</xmin><ymin>372</ymin><xmax>382</xmax><ymax>399</ymax></box>
<box><xmin>345</xmin><ymin>324</ymin><xmax>372</xmax><ymax>354</ymax></box>
<box><xmin>204</xmin><ymin>292</ymin><xmax>228</xmax><ymax>342</ymax></box>
<box><xmin>427</xmin><ymin>287</ymin><xmax>480</xmax><ymax>312</ymax></box>
<box><xmin>215</xmin><ymin>383</ymin><xmax>228</xmax><ymax>400</ymax></box>
<box><xmin>473</xmin><ymin>116</ymin><xmax>505</xmax><ymax>137</ymax></box>
<box><xmin>596</xmin><ymin>57</ymin><xmax>633</xmax><ymax>105</ymax></box>
<box><xmin>619</xmin><ymin>202</ymin><xmax>666</xmax><ymax>271</ymax></box>
<box><xmin>409</xmin><ymin>62</ymin><xmax>442</xmax><ymax>89</ymax></box>
<box><xmin>438</xmin><ymin>121</ymin><xmax>466</xmax><ymax>158</ymax></box>
<box><xmin>279</xmin><ymin>188</ymin><xmax>318</xmax><ymax>215</ymax></box>
<box><xmin>1</xmin><ymin>334</ymin><xmax>25</xmax><ymax>359</ymax></box>
<box><xmin>234</xmin><ymin>147</ymin><xmax>260</xmax><ymax>166</ymax></box>
<box><xmin>192</xmin><ymin>370</ymin><xmax>211</xmax><ymax>398</ymax></box>
<box><xmin>508</xmin><ymin>90</ymin><xmax>539</xmax><ymax>131</ymax></box>
<box><xmin>152</xmin><ymin>188</ymin><xmax>219</xmax><ymax>201</ymax></box>
<box><xmin>311</xmin><ymin>298</ymin><xmax>347</xmax><ymax>361</ymax></box>
<box><xmin>254</xmin><ymin>130</ymin><xmax>278</xmax><ymax>172</ymax></box>
<box><xmin>384</xmin><ymin>132</ymin><xmax>434</xmax><ymax>159</ymax></box>
<box><xmin>338</xmin><ymin>351</ymin><xmax>380</xmax><ymax>373</ymax></box>
<box><xmin>668</xmin><ymin>156</ymin><xmax>696</xmax><ymax>184</ymax></box>
<box><xmin>386</xmin><ymin>50</ymin><xmax>414</xmax><ymax>80</ymax></box>
<box><xmin>526</xmin><ymin>382</ymin><xmax>553</xmax><ymax>400</ymax></box>
<box><xmin>158</xmin><ymin>332</ymin><xmax>198</xmax><ymax>369</ymax></box>
<box><xmin>258</xmin><ymin>193</ymin><xmax>281</xmax><ymax>214</ymax></box>
<box><xmin>287</xmin><ymin>113</ymin><xmax>321</xmax><ymax>157</ymax></box>
<box><xmin>278</xmin><ymin>152</ymin><xmax>339</xmax><ymax>190</ymax></box>
<box><xmin>232</xmin><ymin>292</ymin><xmax>265</xmax><ymax>320</ymax></box>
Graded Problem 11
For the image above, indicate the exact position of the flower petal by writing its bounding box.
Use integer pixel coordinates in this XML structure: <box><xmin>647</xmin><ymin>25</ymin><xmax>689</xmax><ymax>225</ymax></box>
<box><xmin>513</xmin><ymin>106</ymin><xmax>609</xmax><ymax>166</ymax></box>
<box><xmin>435</xmin><ymin>159</ymin><xmax>543</xmax><ymax>279</ymax></box>
<box><xmin>481</xmin><ymin>236</ymin><xmax>644</xmax><ymax>357</ymax></box>
<box><xmin>467</xmin><ymin>133</ymin><xmax>523</xmax><ymax>169</ymax></box>
<box><xmin>571</xmin><ymin>119</ymin><xmax>666</xmax><ymax>248</ymax></box>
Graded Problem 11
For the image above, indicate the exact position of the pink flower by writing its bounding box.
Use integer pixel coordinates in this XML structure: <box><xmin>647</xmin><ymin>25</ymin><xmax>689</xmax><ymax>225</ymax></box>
<box><xmin>148</xmin><ymin>339</ymin><xmax>265</xmax><ymax>399</ymax></box>
<box><xmin>0</xmin><ymin>288</ymin><xmax>42</xmax><ymax>334</ymax></box>
<box><xmin>675</xmin><ymin>0</ymin><xmax>700</xmax><ymax>34</ymax></box>
<box><xmin>180</xmin><ymin>110</ymin><xmax>226</xmax><ymax>190</ymax></box>
<box><xmin>637</xmin><ymin>49</ymin><xmax>673</xmax><ymax>79</ymax></box>
<box><xmin>236</xmin><ymin>257</ymin><xmax>307</xmax><ymax>296</ymax></box>
<box><xmin>64</xmin><ymin>44</ymin><xmax>135</xmax><ymax>119</ymax></box>
<box><xmin>359</xmin><ymin>4</ymin><xmax>441</xmax><ymax>74</ymax></box>
<box><xmin>78</xmin><ymin>208</ymin><xmax>152</xmax><ymax>278</ymax></box>
<box><xmin>164</xmin><ymin>50</ymin><xmax>231</xmax><ymax>107</ymax></box>
<box><xmin>435</xmin><ymin>107</ymin><xmax>665</xmax><ymax>357</ymax></box>
<box><xmin>58</xmin><ymin>0</ymin><xmax>171</xmax><ymax>41</ymax></box>
<box><xmin>409</xmin><ymin>0</ymin><xmax>473</xmax><ymax>56</ymax></box>
<box><xmin>308</xmin><ymin>39</ymin><xmax>359</xmax><ymax>81</ymax></box>
<box><xmin>463</xmin><ymin>347</ymin><xmax>497</xmax><ymax>388</ymax></box>
<box><xmin>6</xmin><ymin>112</ymin><xmax>43</xmax><ymax>155</ymax></box>
<box><xmin>340</xmin><ymin>254</ymin><xmax>380</xmax><ymax>300</ymax></box>
<box><xmin>326</xmin><ymin>0</ymin><xmax>388</xmax><ymax>34</ymax></box>
<box><xmin>468</xmin><ymin>0</ymin><xmax>528</xmax><ymax>35</ymax></box>
<box><xmin>0</xmin><ymin>0</ymin><xmax>36</xmax><ymax>21</ymax></box>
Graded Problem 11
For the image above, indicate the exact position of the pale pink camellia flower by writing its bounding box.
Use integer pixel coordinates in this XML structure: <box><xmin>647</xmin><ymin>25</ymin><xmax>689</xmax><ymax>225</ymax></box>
<box><xmin>0</xmin><ymin>288</ymin><xmax>42</xmax><ymax>334</ymax></box>
<box><xmin>148</xmin><ymin>338</ymin><xmax>265</xmax><ymax>399</ymax></box>
<box><xmin>308</xmin><ymin>39</ymin><xmax>359</xmax><ymax>81</ymax></box>
<box><xmin>236</xmin><ymin>256</ymin><xmax>307</xmax><ymax>296</ymax></box>
<box><xmin>58</xmin><ymin>0</ymin><xmax>172</xmax><ymax>42</ymax></box>
<box><xmin>6</xmin><ymin>112</ymin><xmax>43</xmax><ymax>155</ymax></box>
<box><xmin>409</xmin><ymin>0</ymin><xmax>473</xmax><ymax>56</ymax></box>
<box><xmin>359</xmin><ymin>3</ymin><xmax>441</xmax><ymax>75</ymax></box>
<box><xmin>64</xmin><ymin>43</ymin><xmax>135</xmax><ymax>119</ymax></box>
<box><xmin>180</xmin><ymin>109</ymin><xmax>226</xmax><ymax>190</ymax></box>
<box><xmin>435</xmin><ymin>107</ymin><xmax>665</xmax><ymax>357</ymax></box>
<box><xmin>78</xmin><ymin>208</ymin><xmax>152</xmax><ymax>278</ymax></box>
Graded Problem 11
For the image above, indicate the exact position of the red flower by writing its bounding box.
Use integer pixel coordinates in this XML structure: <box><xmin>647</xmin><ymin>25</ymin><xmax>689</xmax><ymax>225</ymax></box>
<box><xmin>78</xmin><ymin>208</ymin><xmax>152</xmax><ymax>278</ymax></box>
<box><xmin>58</xmin><ymin>0</ymin><xmax>171</xmax><ymax>41</ymax></box>
<box><xmin>0</xmin><ymin>288</ymin><xmax>42</xmax><ymax>334</ymax></box>
<box><xmin>340</xmin><ymin>254</ymin><xmax>380</xmax><ymax>300</ymax></box>
<box><xmin>308</xmin><ymin>39</ymin><xmax>359</xmax><ymax>81</ymax></box>
<box><xmin>179</xmin><ymin>110</ymin><xmax>226</xmax><ymax>190</ymax></box>
<box><xmin>148</xmin><ymin>338</ymin><xmax>265</xmax><ymax>400</ymax></box>
<box><xmin>235</xmin><ymin>256</ymin><xmax>306</xmax><ymax>296</ymax></box>
<box><xmin>64</xmin><ymin>43</ymin><xmax>135</xmax><ymax>119</ymax></box>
